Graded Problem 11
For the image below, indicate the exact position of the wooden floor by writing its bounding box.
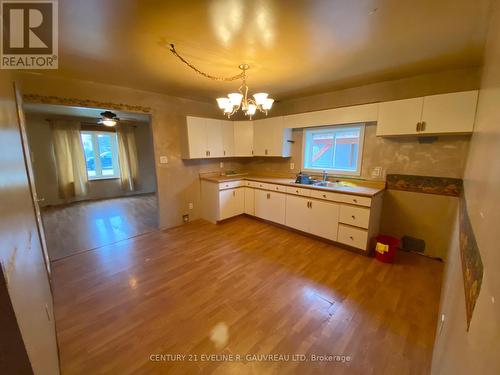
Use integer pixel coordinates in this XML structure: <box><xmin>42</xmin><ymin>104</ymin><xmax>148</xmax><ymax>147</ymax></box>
<box><xmin>52</xmin><ymin>216</ymin><xmax>443</xmax><ymax>375</ymax></box>
<box><xmin>42</xmin><ymin>194</ymin><xmax>158</xmax><ymax>261</ymax></box>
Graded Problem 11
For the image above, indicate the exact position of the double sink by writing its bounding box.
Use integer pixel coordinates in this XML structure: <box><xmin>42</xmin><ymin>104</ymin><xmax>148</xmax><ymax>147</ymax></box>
<box><xmin>294</xmin><ymin>180</ymin><xmax>355</xmax><ymax>188</ymax></box>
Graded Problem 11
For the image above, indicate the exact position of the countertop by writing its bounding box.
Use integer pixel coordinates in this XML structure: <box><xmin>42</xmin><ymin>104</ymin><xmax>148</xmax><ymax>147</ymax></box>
<box><xmin>200</xmin><ymin>175</ymin><xmax>385</xmax><ymax>197</ymax></box>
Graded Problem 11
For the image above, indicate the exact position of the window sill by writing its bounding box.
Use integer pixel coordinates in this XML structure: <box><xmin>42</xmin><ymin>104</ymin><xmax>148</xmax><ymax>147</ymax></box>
<box><xmin>302</xmin><ymin>168</ymin><xmax>361</xmax><ymax>177</ymax></box>
<box><xmin>88</xmin><ymin>176</ymin><xmax>121</xmax><ymax>181</ymax></box>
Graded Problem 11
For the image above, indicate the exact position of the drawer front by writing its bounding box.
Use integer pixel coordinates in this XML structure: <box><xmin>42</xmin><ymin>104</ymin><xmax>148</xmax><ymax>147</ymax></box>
<box><xmin>272</xmin><ymin>184</ymin><xmax>287</xmax><ymax>192</ymax></box>
<box><xmin>337</xmin><ymin>224</ymin><xmax>368</xmax><ymax>250</ymax></box>
<box><xmin>309</xmin><ymin>189</ymin><xmax>344</xmax><ymax>202</ymax></box>
<box><xmin>339</xmin><ymin>205</ymin><xmax>370</xmax><ymax>229</ymax></box>
<box><xmin>245</xmin><ymin>180</ymin><xmax>259</xmax><ymax>188</ymax></box>
<box><xmin>338</xmin><ymin>194</ymin><xmax>371</xmax><ymax>207</ymax></box>
<box><xmin>285</xmin><ymin>186</ymin><xmax>311</xmax><ymax>197</ymax></box>
<box><xmin>254</xmin><ymin>182</ymin><xmax>271</xmax><ymax>190</ymax></box>
<box><xmin>219</xmin><ymin>180</ymin><xmax>243</xmax><ymax>190</ymax></box>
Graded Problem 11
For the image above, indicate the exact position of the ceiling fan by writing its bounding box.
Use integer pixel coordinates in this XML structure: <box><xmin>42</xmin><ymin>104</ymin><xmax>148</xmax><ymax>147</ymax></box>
<box><xmin>98</xmin><ymin>111</ymin><xmax>120</xmax><ymax>127</ymax></box>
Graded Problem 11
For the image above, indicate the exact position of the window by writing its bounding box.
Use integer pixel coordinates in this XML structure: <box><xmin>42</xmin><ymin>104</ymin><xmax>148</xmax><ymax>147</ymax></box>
<box><xmin>80</xmin><ymin>131</ymin><xmax>120</xmax><ymax>179</ymax></box>
<box><xmin>302</xmin><ymin>124</ymin><xmax>364</xmax><ymax>176</ymax></box>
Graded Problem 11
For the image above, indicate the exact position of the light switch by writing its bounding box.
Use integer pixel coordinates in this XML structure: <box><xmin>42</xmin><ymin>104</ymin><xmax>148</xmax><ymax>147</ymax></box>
<box><xmin>159</xmin><ymin>156</ymin><xmax>168</xmax><ymax>164</ymax></box>
<box><xmin>290</xmin><ymin>162</ymin><xmax>295</xmax><ymax>170</ymax></box>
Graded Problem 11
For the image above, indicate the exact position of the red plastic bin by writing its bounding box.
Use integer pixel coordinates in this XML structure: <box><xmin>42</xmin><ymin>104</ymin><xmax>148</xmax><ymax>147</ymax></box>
<box><xmin>374</xmin><ymin>235</ymin><xmax>399</xmax><ymax>263</ymax></box>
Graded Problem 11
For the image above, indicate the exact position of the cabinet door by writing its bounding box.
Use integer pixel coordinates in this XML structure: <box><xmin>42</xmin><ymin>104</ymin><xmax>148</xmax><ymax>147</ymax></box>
<box><xmin>205</xmin><ymin>118</ymin><xmax>223</xmax><ymax>157</ymax></box>
<box><xmin>219</xmin><ymin>189</ymin><xmax>234</xmax><ymax>220</ymax></box>
<box><xmin>376</xmin><ymin>97</ymin><xmax>424</xmax><ymax>136</ymax></box>
<box><xmin>309</xmin><ymin>200</ymin><xmax>339</xmax><ymax>241</ymax></box>
<box><xmin>266</xmin><ymin>191</ymin><xmax>286</xmax><ymax>225</ymax></box>
<box><xmin>421</xmin><ymin>91</ymin><xmax>478</xmax><ymax>134</ymax></box>
<box><xmin>285</xmin><ymin>194</ymin><xmax>310</xmax><ymax>233</ymax></box>
<box><xmin>221</xmin><ymin>120</ymin><xmax>235</xmax><ymax>157</ymax></box>
<box><xmin>267</xmin><ymin>116</ymin><xmax>286</xmax><ymax>156</ymax></box>
<box><xmin>244</xmin><ymin>187</ymin><xmax>255</xmax><ymax>215</ymax></box>
<box><xmin>253</xmin><ymin>119</ymin><xmax>268</xmax><ymax>156</ymax></box>
<box><xmin>234</xmin><ymin>121</ymin><xmax>254</xmax><ymax>156</ymax></box>
<box><xmin>233</xmin><ymin>188</ymin><xmax>245</xmax><ymax>216</ymax></box>
<box><xmin>254</xmin><ymin>189</ymin><xmax>269</xmax><ymax>219</ymax></box>
<box><xmin>186</xmin><ymin>116</ymin><xmax>207</xmax><ymax>158</ymax></box>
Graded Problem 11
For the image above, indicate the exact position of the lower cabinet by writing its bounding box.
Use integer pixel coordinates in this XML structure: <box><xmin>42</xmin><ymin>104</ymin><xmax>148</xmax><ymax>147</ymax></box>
<box><xmin>285</xmin><ymin>195</ymin><xmax>339</xmax><ymax>241</ymax></box>
<box><xmin>254</xmin><ymin>189</ymin><xmax>286</xmax><ymax>225</ymax></box>
<box><xmin>244</xmin><ymin>187</ymin><xmax>254</xmax><ymax>215</ymax></box>
<box><xmin>201</xmin><ymin>179</ymin><xmax>383</xmax><ymax>253</ymax></box>
<box><xmin>219</xmin><ymin>188</ymin><xmax>244</xmax><ymax>220</ymax></box>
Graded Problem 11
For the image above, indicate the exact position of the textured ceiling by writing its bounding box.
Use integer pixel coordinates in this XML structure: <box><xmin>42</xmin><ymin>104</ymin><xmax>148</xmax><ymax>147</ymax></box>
<box><xmin>37</xmin><ymin>0</ymin><xmax>490</xmax><ymax>101</ymax></box>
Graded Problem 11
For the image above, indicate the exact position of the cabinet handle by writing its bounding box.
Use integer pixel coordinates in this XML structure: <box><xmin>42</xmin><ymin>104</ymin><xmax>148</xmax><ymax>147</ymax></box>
<box><xmin>310</xmin><ymin>201</ymin><xmax>312</xmax><ymax>208</ymax></box>
<box><xmin>322</xmin><ymin>194</ymin><xmax>327</xmax><ymax>198</ymax></box>
<box><xmin>223</xmin><ymin>150</ymin><xmax>226</xmax><ymax>156</ymax></box>
<box><xmin>296</xmin><ymin>190</ymin><xmax>299</xmax><ymax>193</ymax></box>
<box><xmin>421</xmin><ymin>121</ymin><xmax>426</xmax><ymax>131</ymax></box>
<box><xmin>351</xmin><ymin>215</ymin><xmax>356</xmax><ymax>219</ymax></box>
<box><xmin>350</xmin><ymin>236</ymin><xmax>354</xmax><ymax>240</ymax></box>
<box><xmin>267</xmin><ymin>193</ymin><xmax>270</xmax><ymax>199</ymax></box>
<box><xmin>416</xmin><ymin>122</ymin><xmax>421</xmax><ymax>132</ymax></box>
<box><xmin>265</xmin><ymin>149</ymin><xmax>268</xmax><ymax>155</ymax></box>
<box><xmin>353</xmin><ymin>198</ymin><xmax>358</xmax><ymax>203</ymax></box>
<box><xmin>233</xmin><ymin>191</ymin><xmax>235</xmax><ymax>197</ymax></box>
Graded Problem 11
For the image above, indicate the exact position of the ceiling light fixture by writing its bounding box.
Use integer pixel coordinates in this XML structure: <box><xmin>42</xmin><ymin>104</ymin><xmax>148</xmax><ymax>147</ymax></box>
<box><xmin>169</xmin><ymin>44</ymin><xmax>274</xmax><ymax>119</ymax></box>
<box><xmin>98</xmin><ymin>111</ymin><xmax>120</xmax><ymax>127</ymax></box>
<box><xmin>215</xmin><ymin>64</ymin><xmax>274</xmax><ymax>119</ymax></box>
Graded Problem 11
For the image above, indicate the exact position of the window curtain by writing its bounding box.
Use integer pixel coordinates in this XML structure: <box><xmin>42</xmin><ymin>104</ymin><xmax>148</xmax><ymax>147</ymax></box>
<box><xmin>50</xmin><ymin>120</ymin><xmax>88</xmax><ymax>199</ymax></box>
<box><xmin>116</xmin><ymin>125</ymin><xmax>139</xmax><ymax>191</ymax></box>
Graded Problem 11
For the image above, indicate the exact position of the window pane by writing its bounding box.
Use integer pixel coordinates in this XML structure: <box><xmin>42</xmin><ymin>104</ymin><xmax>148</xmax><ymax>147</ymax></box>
<box><xmin>97</xmin><ymin>134</ymin><xmax>116</xmax><ymax>176</ymax></box>
<box><xmin>309</xmin><ymin>131</ymin><xmax>335</xmax><ymax>169</ymax></box>
<box><xmin>303</xmin><ymin>126</ymin><xmax>362</xmax><ymax>174</ymax></box>
<box><xmin>333</xmin><ymin>129</ymin><xmax>360</xmax><ymax>171</ymax></box>
<box><xmin>81</xmin><ymin>133</ymin><xmax>96</xmax><ymax>177</ymax></box>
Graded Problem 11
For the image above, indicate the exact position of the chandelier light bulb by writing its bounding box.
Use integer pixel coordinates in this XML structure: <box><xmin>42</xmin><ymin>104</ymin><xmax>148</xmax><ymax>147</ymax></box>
<box><xmin>216</xmin><ymin>97</ymin><xmax>230</xmax><ymax>109</ymax></box>
<box><xmin>247</xmin><ymin>104</ymin><xmax>257</xmax><ymax>116</ymax></box>
<box><xmin>228</xmin><ymin>93</ymin><xmax>243</xmax><ymax>106</ymax></box>
<box><xmin>253</xmin><ymin>92</ymin><xmax>269</xmax><ymax>105</ymax></box>
<box><xmin>102</xmin><ymin>119</ymin><xmax>117</xmax><ymax>127</ymax></box>
<box><xmin>262</xmin><ymin>98</ymin><xmax>274</xmax><ymax>110</ymax></box>
<box><xmin>223</xmin><ymin>103</ymin><xmax>233</xmax><ymax>113</ymax></box>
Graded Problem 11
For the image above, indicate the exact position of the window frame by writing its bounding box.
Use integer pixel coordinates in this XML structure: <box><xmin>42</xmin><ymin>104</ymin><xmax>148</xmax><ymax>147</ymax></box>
<box><xmin>301</xmin><ymin>123</ymin><xmax>365</xmax><ymax>177</ymax></box>
<box><xmin>80</xmin><ymin>130</ymin><xmax>121</xmax><ymax>180</ymax></box>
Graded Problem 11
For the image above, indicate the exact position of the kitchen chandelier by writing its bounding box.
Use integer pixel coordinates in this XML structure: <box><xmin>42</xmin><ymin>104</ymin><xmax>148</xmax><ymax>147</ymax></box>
<box><xmin>169</xmin><ymin>44</ymin><xmax>274</xmax><ymax>119</ymax></box>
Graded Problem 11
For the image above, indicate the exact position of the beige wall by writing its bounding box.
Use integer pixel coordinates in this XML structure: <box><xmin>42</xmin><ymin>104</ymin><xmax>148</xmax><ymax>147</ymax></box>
<box><xmin>0</xmin><ymin>73</ymin><xmax>60</xmax><ymax>373</ymax></box>
<box><xmin>16</xmin><ymin>73</ymin><xmax>245</xmax><ymax>229</ymax></box>
<box><xmin>243</xmin><ymin>124</ymin><xmax>470</xmax><ymax>180</ymax></box>
<box><xmin>25</xmin><ymin>112</ymin><xmax>157</xmax><ymax>207</ymax></box>
<box><xmin>431</xmin><ymin>1</ymin><xmax>500</xmax><ymax>373</ymax></box>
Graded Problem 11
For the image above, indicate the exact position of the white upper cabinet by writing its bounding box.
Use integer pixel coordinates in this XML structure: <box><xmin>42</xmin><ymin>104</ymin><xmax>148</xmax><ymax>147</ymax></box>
<box><xmin>253</xmin><ymin>116</ymin><xmax>292</xmax><ymax>157</ymax></box>
<box><xmin>205</xmin><ymin>118</ymin><xmax>224</xmax><ymax>157</ymax></box>
<box><xmin>221</xmin><ymin>120</ymin><xmax>235</xmax><ymax>157</ymax></box>
<box><xmin>420</xmin><ymin>91</ymin><xmax>478</xmax><ymax>135</ymax></box>
<box><xmin>376</xmin><ymin>97</ymin><xmax>424</xmax><ymax>136</ymax></box>
<box><xmin>234</xmin><ymin>121</ymin><xmax>254</xmax><ymax>156</ymax></box>
<box><xmin>376</xmin><ymin>90</ymin><xmax>478</xmax><ymax>136</ymax></box>
<box><xmin>185</xmin><ymin>116</ymin><xmax>208</xmax><ymax>159</ymax></box>
<box><xmin>185</xmin><ymin>116</ymin><xmax>223</xmax><ymax>158</ymax></box>
<box><xmin>284</xmin><ymin>103</ymin><xmax>379</xmax><ymax>128</ymax></box>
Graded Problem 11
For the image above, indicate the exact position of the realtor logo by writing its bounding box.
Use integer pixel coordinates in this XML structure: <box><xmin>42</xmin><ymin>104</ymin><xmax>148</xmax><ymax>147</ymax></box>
<box><xmin>1</xmin><ymin>0</ymin><xmax>58</xmax><ymax>69</ymax></box>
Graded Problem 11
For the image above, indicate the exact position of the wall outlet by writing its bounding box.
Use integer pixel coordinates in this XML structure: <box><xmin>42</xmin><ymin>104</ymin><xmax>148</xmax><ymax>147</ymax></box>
<box><xmin>188</xmin><ymin>202</ymin><xmax>193</xmax><ymax>210</ymax></box>
<box><xmin>290</xmin><ymin>162</ymin><xmax>295</xmax><ymax>170</ymax></box>
<box><xmin>159</xmin><ymin>156</ymin><xmax>168</xmax><ymax>164</ymax></box>
<box><xmin>220</xmin><ymin>162</ymin><xmax>224</xmax><ymax>169</ymax></box>
<box><xmin>182</xmin><ymin>214</ymin><xmax>189</xmax><ymax>223</ymax></box>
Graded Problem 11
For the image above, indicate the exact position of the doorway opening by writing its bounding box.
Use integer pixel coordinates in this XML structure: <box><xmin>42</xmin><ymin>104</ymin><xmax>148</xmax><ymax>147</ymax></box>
<box><xmin>22</xmin><ymin>103</ymin><xmax>159</xmax><ymax>261</ymax></box>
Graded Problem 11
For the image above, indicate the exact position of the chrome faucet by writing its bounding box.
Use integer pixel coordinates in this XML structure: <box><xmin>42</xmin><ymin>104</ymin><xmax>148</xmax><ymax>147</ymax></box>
<box><xmin>322</xmin><ymin>170</ymin><xmax>328</xmax><ymax>181</ymax></box>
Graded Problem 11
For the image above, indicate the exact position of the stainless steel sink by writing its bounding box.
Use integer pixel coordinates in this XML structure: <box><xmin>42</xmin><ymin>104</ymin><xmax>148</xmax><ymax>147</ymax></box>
<box><xmin>313</xmin><ymin>181</ymin><xmax>340</xmax><ymax>188</ymax></box>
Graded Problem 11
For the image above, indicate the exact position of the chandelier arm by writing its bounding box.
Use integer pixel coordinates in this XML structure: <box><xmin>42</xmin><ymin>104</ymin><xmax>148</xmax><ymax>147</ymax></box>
<box><xmin>169</xmin><ymin>44</ymin><xmax>245</xmax><ymax>82</ymax></box>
